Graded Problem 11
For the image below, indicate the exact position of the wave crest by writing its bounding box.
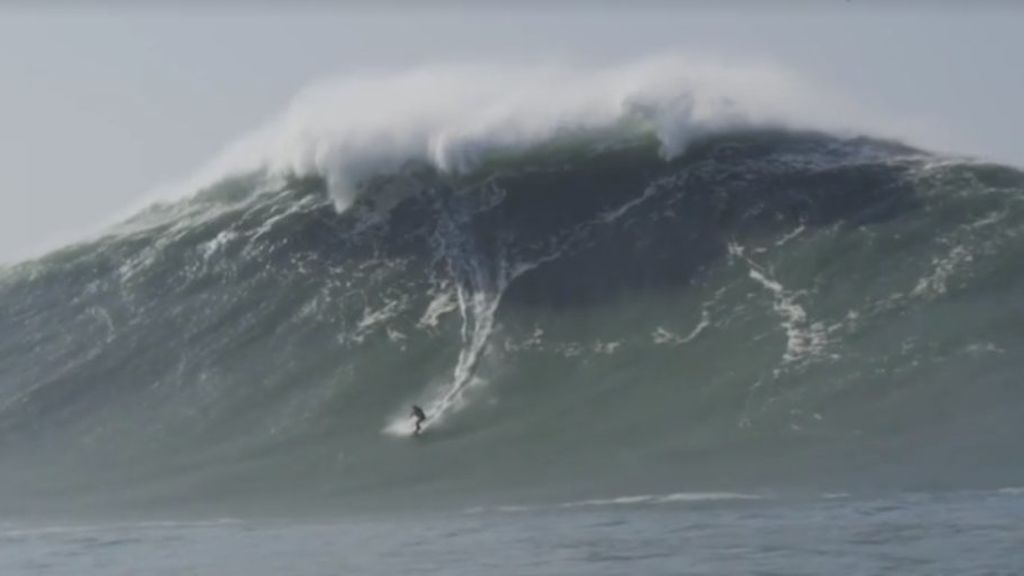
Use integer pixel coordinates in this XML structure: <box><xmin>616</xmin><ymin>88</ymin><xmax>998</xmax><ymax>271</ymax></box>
<box><xmin>193</xmin><ymin>55</ymin><xmax>858</xmax><ymax>209</ymax></box>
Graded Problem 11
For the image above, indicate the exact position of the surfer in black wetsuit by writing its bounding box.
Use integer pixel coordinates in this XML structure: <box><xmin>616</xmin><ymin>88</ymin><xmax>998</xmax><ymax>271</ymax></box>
<box><xmin>411</xmin><ymin>405</ymin><xmax>427</xmax><ymax>435</ymax></box>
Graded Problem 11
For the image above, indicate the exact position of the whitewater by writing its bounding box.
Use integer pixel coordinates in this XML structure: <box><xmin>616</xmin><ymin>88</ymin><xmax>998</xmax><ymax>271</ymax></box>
<box><xmin>1</xmin><ymin>57</ymin><xmax>1023</xmax><ymax>574</ymax></box>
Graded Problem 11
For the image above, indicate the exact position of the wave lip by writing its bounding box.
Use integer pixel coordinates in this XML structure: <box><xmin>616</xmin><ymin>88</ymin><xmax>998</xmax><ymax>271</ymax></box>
<box><xmin>190</xmin><ymin>55</ymin><xmax>868</xmax><ymax>211</ymax></box>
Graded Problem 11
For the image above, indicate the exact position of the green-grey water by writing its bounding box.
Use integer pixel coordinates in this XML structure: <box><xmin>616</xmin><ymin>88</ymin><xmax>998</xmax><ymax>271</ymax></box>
<box><xmin>3</xmin><ymin>490</ymin><xmax>1022</xmax><ymax>575</ymax></box>
<box><xmin>1</xmin><ymin>130</ymin><xmax>1023</xmax><ymax>575</ymax></box>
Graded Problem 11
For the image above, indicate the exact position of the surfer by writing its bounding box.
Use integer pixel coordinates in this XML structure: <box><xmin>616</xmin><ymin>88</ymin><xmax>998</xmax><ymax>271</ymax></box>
<box><xmin>410</xmin><ymin>405</ymin><xmax>427</xmax><ymax>435</ymax></box>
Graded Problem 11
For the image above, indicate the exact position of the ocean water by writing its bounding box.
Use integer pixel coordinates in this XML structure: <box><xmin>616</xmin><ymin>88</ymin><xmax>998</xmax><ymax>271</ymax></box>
<box><xmin>3</xmin><ymin>490</ymin><xmax>1022</xmax><ymax>575</ymax></box>
<box><xmin>2</xmin><ymin>63</ymin><xmax>1023</xmax><ymax>573</ymax></box>
<box><xmin>3</xmin><ymin>131</ymin><xmax>1022</xmax><ymax>518</ymax></box>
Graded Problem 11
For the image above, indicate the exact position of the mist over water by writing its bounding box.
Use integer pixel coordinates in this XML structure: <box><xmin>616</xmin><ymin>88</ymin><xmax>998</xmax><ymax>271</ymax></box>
<box><xmin>184</xmin><ymin>56</ymin><xmax>869</xmax><ymax>210</ymax></box>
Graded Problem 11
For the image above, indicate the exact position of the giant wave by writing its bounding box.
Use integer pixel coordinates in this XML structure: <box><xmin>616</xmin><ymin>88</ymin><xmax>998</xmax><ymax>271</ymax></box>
<box><xmin>1</xmin><ymin>60</ymin><xmax>1022</xmax><ymax>517</ymax></box>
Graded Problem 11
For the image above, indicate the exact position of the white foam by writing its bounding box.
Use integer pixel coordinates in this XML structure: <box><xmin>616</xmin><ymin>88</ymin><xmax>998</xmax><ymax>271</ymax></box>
<box><xmin>465</xmin><ymin>491</ymin><xmax>764</xmax><ymax>514</ymax></box>
<box><xmin>652</xmin><ymin>309</ymin><xmax>710</xmax><ymax>346</ymax></box>
<box><xmin>593</xmin><ymin>340</ymin><xmax>622</xmax><ymax>355</ymax></box>
<box><xmin>0</xmin><ymin>518</ymin><xmax>242</xmax><ymax>539</ymax></box>
<box><xmin>87</xmin><ymin>306</ymin><xmax>115</xmax><ymax>343</ymax></box>
<box><xmin>554</xmin><ymin>492</ymin><xmax>763</xmax><ymax>510</ymax></box>
<box><xmin>180</xmin><ymin>55</ymin><xmax>866</xmax><ymax>211</ymax></box>
<box><xmin>418</xmin><ymin>289</ymin><xmax>458</xmax><ymax>329</ymax></box>
<box><xmin>382</xmin><ymin>413</ymin><xmax>418</xmax><ymax>438</ymax></box>
<box><xmin>346</xmin><ymin>296</ymin><xmax>409</xmax><ymax>345</ymax></box>
<box><xmin>200</xmin><ymin>230</ymin><xmax>238</xmax><ymax>261</ymax></box>
<box><xmin>735</xmin><ymin>245</ymin><xmax>827</xmax><ymax>365</ymax></box>
<box><xmin>652</xmin><ymin>327</ymin><xmax>682</xmax><ymax>345</ymax></box>
<box><xmin>911</xmin><ymin>244</ymin><xmax>972</xmax><ymax>298</ymax></box>
<box><xmin>775</xmin><ymin>224</ymin><xmax>805</xmax><ymax>247</ymax></box>
<box><xmin>504</xmin><ymin>326</ymin><xmax>545</xmax><ymax>353</ymax></box>
<box><xmin>967</xmin><ymin>210</ymin><xmax>1006</xmax><ymax>229</ymax></box>
<box><xmin>356</xmin><ymin>299</ymin><xmax>403</xmax><ymax>332</ymax></box>
<box><xmin>598</xmin><ymin>179</ymin><xmax>666</xmax><ymax>224</ymax></box>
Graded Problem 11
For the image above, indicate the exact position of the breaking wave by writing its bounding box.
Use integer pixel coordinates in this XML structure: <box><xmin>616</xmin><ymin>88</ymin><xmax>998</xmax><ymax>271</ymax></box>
<box><xmin>181</xmin><ymin>56</ymin><xmax>871</xmax><ymax>210</ymax></box>
<box><xmin>1</xmin><ymin>60</ymin><xmax>1022</xmax><ymax>517</ymax></box>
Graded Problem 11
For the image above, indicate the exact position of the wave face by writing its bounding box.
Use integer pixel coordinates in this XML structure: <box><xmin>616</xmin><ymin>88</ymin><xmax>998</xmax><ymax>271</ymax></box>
<box><xmin>1</xmin><ymin>130</ymin><xmax>1023</xmax><ymax>516</ymax></box>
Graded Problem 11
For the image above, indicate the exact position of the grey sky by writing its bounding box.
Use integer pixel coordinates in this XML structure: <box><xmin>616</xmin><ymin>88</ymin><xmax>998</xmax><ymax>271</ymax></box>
<box><xmin>1</xmin><ymin>3</ymin><xmax>1021</xmax><ymax>263</ymax></box>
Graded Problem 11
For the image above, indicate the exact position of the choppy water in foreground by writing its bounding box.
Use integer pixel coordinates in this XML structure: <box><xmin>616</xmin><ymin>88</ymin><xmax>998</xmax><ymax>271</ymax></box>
<box><xmin>3</xmin><ymin>489</ymin><xmax>1022</xmax><ymax>575</ymax></box>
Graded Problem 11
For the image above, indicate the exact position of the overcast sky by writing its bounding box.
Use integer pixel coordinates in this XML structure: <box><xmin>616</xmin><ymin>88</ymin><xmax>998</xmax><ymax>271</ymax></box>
<box><xmin>1</xmin><ymin>3</ymin><xmax>1021</xmax><ymax>263</ymax></box>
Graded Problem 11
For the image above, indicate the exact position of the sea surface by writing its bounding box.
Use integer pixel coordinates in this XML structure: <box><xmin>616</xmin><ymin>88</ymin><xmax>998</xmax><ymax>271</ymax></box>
<box><xmin>3</xmin><ymin>490</ymin><xmax>1022</xmax><ymax>575</ymax></box>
